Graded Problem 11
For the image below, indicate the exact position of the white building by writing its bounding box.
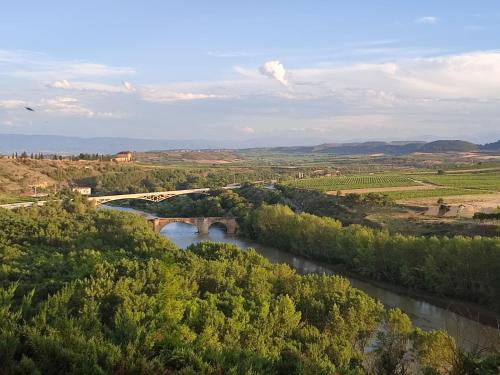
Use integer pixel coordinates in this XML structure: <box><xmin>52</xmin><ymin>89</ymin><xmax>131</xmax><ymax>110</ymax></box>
<box><xmin>71</xmin><ymin>186</ymin><xmax>92</xmax><ymax>195</ymax></box>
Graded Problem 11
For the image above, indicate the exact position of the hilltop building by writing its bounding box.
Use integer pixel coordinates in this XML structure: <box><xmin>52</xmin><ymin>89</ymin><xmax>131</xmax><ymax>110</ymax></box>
<box><xmin>112</xmin><ymin>151</ymin><xmax>132</xmax><ymax>163</ymax></box>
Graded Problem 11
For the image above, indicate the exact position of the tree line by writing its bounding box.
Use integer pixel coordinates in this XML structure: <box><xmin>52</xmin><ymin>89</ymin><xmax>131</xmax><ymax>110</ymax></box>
<box><xmin>245</xmin><ymin>204</ymin><xmax>500</xmax><ymax>312</ymax></box>
<box><xmin>89</xmin><ymin>168</ymin><xmax>282</xmax><ymax>195</ymax></box>
<box><xmin>6</xmin><ymin>152</ymin><xmax>111</xmax><ymax>161</ymax></box>
<box><xmin>474</xmin><ymin>212</ymin><xmax>500</xmax><ymax>220</ymax></box>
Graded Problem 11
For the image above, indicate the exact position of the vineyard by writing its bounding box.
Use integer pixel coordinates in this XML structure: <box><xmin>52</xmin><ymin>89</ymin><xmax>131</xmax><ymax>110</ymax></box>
<box><xmin>284</xmin><ymin>171</ymin><xmax>500</xmax><ymax>201</ymax></box>
<box><xmin>285</xmin><ymin>175</ymin><xmax>419</xmax><ymax>191</ymax></box>
<box><xmin>411</xmin><ymin>172</ymin><xmax>500</xmax><ymax>191</ymax></box>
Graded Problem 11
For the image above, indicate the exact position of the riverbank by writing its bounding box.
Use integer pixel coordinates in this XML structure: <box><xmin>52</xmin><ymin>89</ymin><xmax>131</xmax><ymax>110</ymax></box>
<box><xmin>290</xmin><ymin>255</ymin><xmax>500</xmax><ymax>330</ymax></box>
<box><xmin>101</xmin><ymin>205</ymin><xmax>500</xmax><ymax>349</ymax></box>
<box><xmin>247</xmin><ymin>204</ymin><xmax>500</xmax><ymax>339</ymax></box>
<box><xmin>240</xmin><ymin>233</ymin><xmax>500</xmax><ymax>331</ymax></box>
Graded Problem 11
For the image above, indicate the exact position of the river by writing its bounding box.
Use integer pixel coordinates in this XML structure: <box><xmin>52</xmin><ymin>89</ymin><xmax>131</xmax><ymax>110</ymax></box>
<box><xmin>104</xmin><ymin>205</ymin><xmax>499</xmax><ymax>350</ymax></box>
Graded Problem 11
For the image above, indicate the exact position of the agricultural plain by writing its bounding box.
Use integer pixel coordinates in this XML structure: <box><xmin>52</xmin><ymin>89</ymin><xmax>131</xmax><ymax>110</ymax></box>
<box><xmin>285</xmin><ymin>170</ymin><xmax>500</xmax><ymax>201</ymax></box>
<box><xmin>285</xmin><ymin>175</ymin><xmax>420</xmax><ymax>192</ymax></box>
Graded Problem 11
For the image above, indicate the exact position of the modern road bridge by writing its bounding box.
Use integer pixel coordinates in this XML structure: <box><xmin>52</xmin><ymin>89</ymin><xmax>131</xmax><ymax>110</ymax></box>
<box><xmin>87</xmin><ymin>188</ymin><xmax>212</xmax><ymax>205</ymax></box>
<box><xmin>0</xmin><ymin>185</ymin><xmax>241</xmax><ymax>209</ymax></box>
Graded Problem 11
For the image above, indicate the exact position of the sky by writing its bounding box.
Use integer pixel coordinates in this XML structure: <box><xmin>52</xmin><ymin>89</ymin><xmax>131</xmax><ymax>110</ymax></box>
<box><xmin>1</xmin><ymin>1</ymin><xmax>500</xmax><ymax>144</ymax></box>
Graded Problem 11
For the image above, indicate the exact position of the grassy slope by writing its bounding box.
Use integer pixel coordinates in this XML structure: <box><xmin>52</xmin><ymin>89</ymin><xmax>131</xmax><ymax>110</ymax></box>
<box><xmin>0</xmin><ymin>159</ymin><xmax>121</xmax><ymax>201</ymax></box>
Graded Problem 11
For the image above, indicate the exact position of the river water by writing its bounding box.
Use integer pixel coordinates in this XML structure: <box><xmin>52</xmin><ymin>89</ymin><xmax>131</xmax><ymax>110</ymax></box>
<box><xmin>104</xmin><ymin>205</ymin><xmax>499</xmax><ymax>349</ymax></box>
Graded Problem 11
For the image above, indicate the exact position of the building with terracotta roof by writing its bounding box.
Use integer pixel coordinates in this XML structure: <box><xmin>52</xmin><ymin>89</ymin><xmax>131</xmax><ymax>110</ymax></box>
<box><xmin>112</xmin><ymin>151</ymin><xmax>132</xmax><ymax>163</ymax></box>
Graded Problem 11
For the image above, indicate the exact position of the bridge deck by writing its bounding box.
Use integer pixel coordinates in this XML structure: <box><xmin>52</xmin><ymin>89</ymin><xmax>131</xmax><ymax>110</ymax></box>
<box><xmin>0</xmin><ymin>185</ymin><xmax>241</xmax><ymax>209</ymax></box>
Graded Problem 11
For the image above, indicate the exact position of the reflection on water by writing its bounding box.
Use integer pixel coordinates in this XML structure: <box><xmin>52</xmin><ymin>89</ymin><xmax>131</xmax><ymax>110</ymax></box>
<box><xmin>162</xmin><ymin>222</ymin><xmax>500</xmax><ymax>350</ymax></box>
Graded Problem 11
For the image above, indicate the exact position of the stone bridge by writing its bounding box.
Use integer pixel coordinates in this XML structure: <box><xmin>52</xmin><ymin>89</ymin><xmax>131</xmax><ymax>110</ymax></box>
<box><xmin>149</xmin><ymin>217</ymin><xmax>238</xmax><ymax>234</ymax></box>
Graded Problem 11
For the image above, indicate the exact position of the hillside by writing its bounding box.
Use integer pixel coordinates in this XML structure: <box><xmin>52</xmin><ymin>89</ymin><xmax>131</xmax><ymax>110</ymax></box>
<box><xmin>260</xmin><ymin>140</ymin><xmax>500</xmax><ymax>155</ymax></box>
<box><xmin>0</xmin><ymin>159</ymin><xmax>117</xmax><ymax>195</ymax></box>
<box><xmin>0</xmin><ymin>134</ymin><xmax>328</xmax><ymax>153</ymax></box>
<box><xmin>2</xmin><ymin>134</ymin><xmax>499</xmax><ymax>155</ymax></box>
<box><xmin>481</xmin><ymin>140</ymin><xmax>500</xmax><ymax>151</ymax></box>
<box><xmin>418</xmin><ymin>140</ymin><xmax>478</xmax><ymax>152</ymax></box>
<box><xmin>133</xmin><ymin>150</ymin><xmax>242</xmax><ymax>164</ymax></box>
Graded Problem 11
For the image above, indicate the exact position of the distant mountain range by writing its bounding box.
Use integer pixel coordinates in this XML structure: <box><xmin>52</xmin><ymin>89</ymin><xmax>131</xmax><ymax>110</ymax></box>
<box><xmin>0</xmin><ymin>134</ymin><xmax>499</xmax><ymax>154</ymax></box>
<box><xmin>0</xmin><ymin>134</ymin><xmax>329</xmax><ymax>154</ymax></box>
<box><xmin>252</xmin><ymin>140</ymin><xmax>500</xmax><ymax>155</ymax></box>
<box><xmin>0</xmin><ymin>134</ymin><xmax>241</xmax><ymax>154</ymax></box>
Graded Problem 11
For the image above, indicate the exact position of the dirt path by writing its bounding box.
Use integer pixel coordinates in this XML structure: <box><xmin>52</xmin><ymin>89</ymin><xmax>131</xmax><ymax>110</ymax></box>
<box><xmin>397</xmin><ymin>192</ymin><xmax>500</xmax><ymax>210</ymax></box>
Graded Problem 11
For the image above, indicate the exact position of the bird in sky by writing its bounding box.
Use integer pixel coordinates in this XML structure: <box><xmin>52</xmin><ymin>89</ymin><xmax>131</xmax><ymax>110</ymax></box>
<box><xmin>25</xmin><ymin>107</ymin><xmax>35</xmax><ymax>112</ymax></box>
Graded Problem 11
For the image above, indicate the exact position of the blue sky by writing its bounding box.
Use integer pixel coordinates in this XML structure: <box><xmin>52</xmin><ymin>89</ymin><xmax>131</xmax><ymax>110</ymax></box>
<box><xmin>1</xmin><ymin>1</ymin><xmax>500</xmax><ymax>144</ymax></box>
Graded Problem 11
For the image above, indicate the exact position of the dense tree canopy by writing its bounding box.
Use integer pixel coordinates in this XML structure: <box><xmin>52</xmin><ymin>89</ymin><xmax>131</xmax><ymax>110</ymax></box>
<box><xmin>89</xmin><ymin>168</ymin><xmax>282</xmax><ymax>195</ymax></box>
<box><xmin>3</xmin><ymin>202</ymin><xmax>497</xmax><ymax>373</ymax></box>
<box><xmin>246</xmin><ymin>205</ymin><xmax>500</xmax><ymax>311</ymax></box>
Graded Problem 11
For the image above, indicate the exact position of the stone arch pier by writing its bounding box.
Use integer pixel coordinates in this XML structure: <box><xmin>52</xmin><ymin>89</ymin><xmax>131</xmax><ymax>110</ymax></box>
<box><xmin>149</xmin><ymin>217</ymin><xmax>238</xmax><ymax>234</ymax></box>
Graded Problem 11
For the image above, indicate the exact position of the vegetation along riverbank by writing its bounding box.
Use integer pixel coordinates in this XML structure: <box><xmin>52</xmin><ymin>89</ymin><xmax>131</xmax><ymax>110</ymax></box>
<box><xmin>3</xmin><ymin>197</ymin><xmax>500</xmax><ymax>373</ymax></box>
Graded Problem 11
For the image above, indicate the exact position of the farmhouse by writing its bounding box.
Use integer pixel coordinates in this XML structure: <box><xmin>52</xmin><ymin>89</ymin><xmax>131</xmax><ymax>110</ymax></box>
<box><xmin>112</xmin><ymin>151</ymin><xmax>132</xmax><ymax>163</ymax></box>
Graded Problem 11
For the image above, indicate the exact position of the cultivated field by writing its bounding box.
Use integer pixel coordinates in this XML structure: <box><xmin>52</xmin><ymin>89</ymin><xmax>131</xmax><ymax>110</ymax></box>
<box><xmin>285</xmin><ymin>175</ymin><xmax>420</xmax><ymax>192</ymax></box>
<box><xmin>383</xmin><ymin>188</ymin><xmax>486</xmax><ymax>200</ymax></box>
<box><xmin>286</xmin><ymin>170</ymin><xmax>500</xmax><ymax>202</ymax></box>
<box><xmin>411</xmin><ymin>172</ymin><xmax>500</xmax><ymax>191</ymax></box>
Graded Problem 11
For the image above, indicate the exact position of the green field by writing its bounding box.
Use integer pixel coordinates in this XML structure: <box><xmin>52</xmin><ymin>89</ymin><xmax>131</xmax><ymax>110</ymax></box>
<box><xmin>285</xmin><ymin>175</ymin><xmax>419</xmax><ymax>191</ymax></box>
<box><xmin>284</xmin><ymin>171</ymin><xmax>500</xmax><ymax>200</ymax></box>
<box><xmin>0</xmin><ymin>194</ymin><xmax>37</xmax><ymax>205</ymax></box>
<box><xmin>411</xmin><ymin>172</ymin><xmax>500</xmax><ymax>191</ymax></box>
<box><xmin>384</xmin><ymin>188</ymin><xmax>491</xmax><ymax>201</ymax></box>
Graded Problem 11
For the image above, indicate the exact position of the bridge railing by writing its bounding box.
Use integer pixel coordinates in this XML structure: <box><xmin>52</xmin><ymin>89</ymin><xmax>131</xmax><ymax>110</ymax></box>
<box><xmin>1</xmin><ymin>185</ymin><xmax>242</xmax><ymax>210</ymax></box>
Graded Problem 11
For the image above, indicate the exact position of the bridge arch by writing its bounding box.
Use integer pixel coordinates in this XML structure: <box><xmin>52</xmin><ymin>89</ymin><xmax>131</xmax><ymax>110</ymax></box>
<box><xmin>208</xmin><ymin>221</ymin><xmax>229</xmax><ymax>232</ymax></box>
<box><xmin>150</xmin><ymin>217</ymin><xmax>237</xmax><ymax>234</ymax></box>
<box><xmin>153</xmin><ymin>217</ymin><xmax>198</xmax><ymax>233</ymax></box>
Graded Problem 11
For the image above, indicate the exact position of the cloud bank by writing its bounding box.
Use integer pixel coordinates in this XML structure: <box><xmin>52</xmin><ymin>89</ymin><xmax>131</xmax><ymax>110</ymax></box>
<box><xmin>1</xmin><ymin>48</ymin><xmax>500</xmax><ymax>141</ymax></box>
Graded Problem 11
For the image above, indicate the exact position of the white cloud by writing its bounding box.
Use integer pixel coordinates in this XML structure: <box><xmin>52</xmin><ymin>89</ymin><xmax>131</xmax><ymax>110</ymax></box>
<box><xmin>259</xmin><ymin>60</ymin><xmax>289</xmax><ymax>86</ymax></box>
<box><xmin>64</xmin><ymin>63</ymin><xmax>134</xmax><ymax>77</ymax></box>
<box><xmin>141</xmin><ymin>88</ymin><xmax>226</xmax><ymax>103</ymax></box>
<box><xmin>0</xmin><ymin>49</ymin><xmax>135</xmax><ymax>80</ymax></box>
<box><xmin>50</xmin><ymin>79</ymin><xmax>72</xmax><ymax>89</ymax></box>
<box><xmin>415</xmin><ymin>16</ymin><xmax>438</xmax><ymax>24</ymax></box>
<box><xmin>42</xmin><ymin>97</ymin><xmax>94</xmax><ymax>117</ymax></box>
<box><xmin>1</xmin><ymin>48</ymin><xmax>499</xmax><ymax>141</ymax></box>
<box><xmin>40</xmin><ymin>96</ymin><xmax>126</xmax><ymax>119</ymax></box>
<box><xmin>241</xmin><ymin>127</ymin><xmax>255</xmax><ymax>134</ymax></box>
<box><xmin>122</xmin><ymin>80</ymin><xmax>136</xmax><ymax>92</ymax></box>
<box><xmin>2</xmin><ymin>120</ymin><xmax>14</xmax><ymax>126</ymax></box>
<box><xmin>126</xmin><ymin>50</ymin><xmax>500</xmax><ymax>121</ymax></box>
<box><xmin>0</xmin><ymin>99</ymin><xmax>26</xmax><ymax>109</ymax></box>
<box><xmin>291</xmin><ymin>51</ymin><xmax>500</xmax><ymax>99</ymax></box>
<box><xmin>48</xmin><ymin>80</ymin><xmax>133</xmax><ymax>93</ymax></box>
